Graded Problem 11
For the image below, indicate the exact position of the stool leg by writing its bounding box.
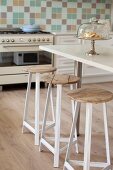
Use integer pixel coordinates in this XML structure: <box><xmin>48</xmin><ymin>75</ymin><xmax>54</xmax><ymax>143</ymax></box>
<box><xmin>65</xmin><ymin>102</ymin><xmax>80</xmax><ymax>162</ymax></box>
<box><xmin>50</xmin><ymin>89</ymin><xmax>55</xmax><ymax>122</ymax></box>
<box><xmin>70</xmin><ymin>84</ymin><xmax>78</xmax><ymax>154</ymax></box>
<box><xmin>54</xmin><ymin>84</ymin><xmax>62</xmax><ymax>167</ymax></box>
<box><xmin>83</xmin><ymin>103</ymin><xmax>92</xmax><ymax>170</ymax></box>
<box><xmin>34</xmin><ymin>73</ymin><xmax>40</xmax><ymax>145</ymax></box>
<box><xmin>103</xmin><ymin>103</ymin><xmax>111</xmax><ymax>165</ymax></box>
<box><xmin>40</xmin><ymin>83</ymin><xmax>52</xmax><ymax>151</ymax></box>
<box><xmin>22</xmin><ymin>72</ymin><xmax>32</xmax><ymax>133</ymax></box>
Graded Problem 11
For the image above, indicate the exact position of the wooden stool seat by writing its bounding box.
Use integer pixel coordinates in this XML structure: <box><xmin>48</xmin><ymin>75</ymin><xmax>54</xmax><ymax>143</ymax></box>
<box><xmin>67</xmin><ymin>87</ymin><xmax>113</xmax><ymax>104</ymax></box>
<box><xmin>42</xmin><ymin>74</ymin><xmax>80</xmax><ymax>85</ymax></box>
<box><xmin>64</xmin><ymin>87</ymin><xmax>113</xmax><ymax>170</ymax></box>
<box><xmin>23</xmin><ymin>65</ymin><xmax>56</xmax><ymax>74</ymax></box>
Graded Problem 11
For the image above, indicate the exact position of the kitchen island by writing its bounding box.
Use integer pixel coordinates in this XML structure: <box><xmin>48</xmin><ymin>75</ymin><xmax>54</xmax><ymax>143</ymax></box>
<box><xmin>39</xmin><ymin>44</ymin><xmax>113</xmax><ymax>133</ymax></box>
<box><xmin>39</xmin><ymin>44</ymin><xmax>113</xmax><ymax>73</ymax></box>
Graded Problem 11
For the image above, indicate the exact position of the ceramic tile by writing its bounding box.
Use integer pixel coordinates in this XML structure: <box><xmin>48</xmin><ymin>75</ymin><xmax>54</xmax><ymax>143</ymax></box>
<box><xmin>0</xmin><ymin>0</ymin><xmax>111</xmax><ymax>31</ymax></box>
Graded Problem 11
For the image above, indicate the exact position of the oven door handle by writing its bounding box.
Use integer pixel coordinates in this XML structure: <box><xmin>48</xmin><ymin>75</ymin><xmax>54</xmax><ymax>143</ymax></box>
<box><xmin>3</xmin><ymin>44</ymin><xmax>39</xmax><ymax>48</ymax></box>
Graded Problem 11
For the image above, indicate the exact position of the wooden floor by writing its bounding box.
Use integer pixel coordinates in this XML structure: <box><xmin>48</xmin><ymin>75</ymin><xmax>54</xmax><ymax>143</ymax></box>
<box><xmin>0</xmin><ymin>82</ymin><xmax>113</xmax><ymax>170</ymax></box>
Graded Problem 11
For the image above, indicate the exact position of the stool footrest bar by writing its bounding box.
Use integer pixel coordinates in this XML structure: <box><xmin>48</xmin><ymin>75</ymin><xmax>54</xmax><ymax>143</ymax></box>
<box><xmin>66</xmin><ymin>160</ymin><xmax>111</xmax><ymax>168</ymax></box>
<box><xmin>23</xmin><ymin>121</ymin><xmax>35</xmax><ymax>134</ymax></box>
<box><xmin>64</xmin><ymin>162</ymin><xmax>75</xmax><ymax>170</ymax></box>
<box><xmin>23</xmin><ymin>121</ymin><xmax>55</xmax><ymax>134</ymax></box>
<box><xmin>40</xmin><ymin>138</ymin><xmax>55</xmax><ymax>154</ymax></box>
<box><xmin>46</xmin><ymin>137</ymin><xmax>69</xmax><ymax>143</ymax></box>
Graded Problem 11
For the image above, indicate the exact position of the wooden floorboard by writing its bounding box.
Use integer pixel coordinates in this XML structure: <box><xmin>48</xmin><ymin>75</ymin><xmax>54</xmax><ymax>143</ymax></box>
<box><xmin>0</xmin><ymin>82</ymin><xmax>113</xmax><ymax>170</ymax></box>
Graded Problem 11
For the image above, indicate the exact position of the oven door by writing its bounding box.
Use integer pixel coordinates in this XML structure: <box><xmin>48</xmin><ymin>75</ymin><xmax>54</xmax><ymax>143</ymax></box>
<box><xmin>13</xmin><ymin>50</ymin><xmax>52</xmax><ymax>66</ymax></box>
<box><xmin>14</xmin><ymin>52</ymin><xmax>39</xmax><ymax>65</ymax></box>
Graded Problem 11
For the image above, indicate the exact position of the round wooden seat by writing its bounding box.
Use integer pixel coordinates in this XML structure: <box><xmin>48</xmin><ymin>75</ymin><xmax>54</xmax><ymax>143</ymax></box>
<box><xmin>23</xmin><ymin>66</ymin><xmax>56</xmax><ymax>74</ymax></box>
<box><xmin>64</xmin><ymin>87</ymin><xmax>113</xmax><ymax>170</ymax></box>
<box><xmin>67</xmin><ymin>87</ymin><xmax>113</xmax><ymax>104</ymax></box>
<box><xmin>42</xmin><ymin>74</ymin><xmax>80</xmax><ymax>85</ymax></box>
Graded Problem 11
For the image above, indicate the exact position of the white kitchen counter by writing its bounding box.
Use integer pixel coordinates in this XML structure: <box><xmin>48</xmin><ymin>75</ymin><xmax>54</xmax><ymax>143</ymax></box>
<box><xmin>52</xmin><ymin>31</ymin><xmax>113</xmax><ymax>36</ymax></box>
<box><xmin>39</xmin><ymin>43</ymin><xmax>113</xmax><ymax>140</ymax></box>
<box><xmin>52</xmin><ymin>31</ymin><xmax>76</xmax><ymax>36</ymax></box>
<box><xmin>39</xmin><ymin>43</ymin><xmax>113</xmax><ymax>137</ymax></box>
<box><xmin>51</xmin><ymin>32</ymin><xmax>113</xmax><ymax>82</ymax></box>
<box><xmin>39</xmin><ymin>44</ymin><xmax>113</xmax><ymax>73</ymax></box>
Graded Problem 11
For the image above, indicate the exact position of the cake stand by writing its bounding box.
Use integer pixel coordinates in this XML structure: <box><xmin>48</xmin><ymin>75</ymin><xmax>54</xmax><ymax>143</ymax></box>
<box><xmin>79</xmin><ymin>37</ymin><xmax>104</xmax><ymax>56</ymax></box>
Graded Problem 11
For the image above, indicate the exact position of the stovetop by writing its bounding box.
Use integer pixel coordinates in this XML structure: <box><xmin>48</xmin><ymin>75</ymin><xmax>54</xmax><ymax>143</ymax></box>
<box><xmin>0</xmin><ymin>28</ymin><xmax>53</xmax><ymax>44</ymax></box>
<box><xmin>0</xmin><ymin>28</ymin><xmax>51</xmax><ymax>34</ymax></box>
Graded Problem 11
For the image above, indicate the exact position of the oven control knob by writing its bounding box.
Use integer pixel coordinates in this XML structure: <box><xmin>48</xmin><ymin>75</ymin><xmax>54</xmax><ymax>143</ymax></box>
<box><xmin>1</xmin><ymin>39</ymin><xmax>5</xmax><ymax>42</ymax></box>
<box><xmin>37</xmin><ymin>38</ymin><xmax>40</xmax><ymax>41</ymax></box>
<box><xmin>47</xmin><ymin>38</ymin><xmax>50</xmax><ymax>41</ymax></box>
<box><xmin>6</xmin><ymin>39</ymin><xmax>10</xmax><ymax>42</ymax></box>
<box><xmin>28</xmin><ymin>39</ymin><xmax>31</xmax><ymax>42</ymax></box>
<box><xmin>11</xmin><ymin>39</ymin><xmax>15</xmax><ymax>42</ymax></box>
<box><xmin>42</xmin><ymin>38</ymin><xmax>45</xmax><ymax>41</ymax></box>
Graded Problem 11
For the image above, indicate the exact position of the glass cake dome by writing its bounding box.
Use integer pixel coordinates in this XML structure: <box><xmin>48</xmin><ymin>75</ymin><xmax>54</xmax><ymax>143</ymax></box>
<box><xmin>76</xmin><ymin>18</ymin><xmax>111</xmax><ymax>55</ymax></box>
<box><xmin>77</xmin><ymin>18</ymin><xmax>110</xmax><ymax>40</ymax></box>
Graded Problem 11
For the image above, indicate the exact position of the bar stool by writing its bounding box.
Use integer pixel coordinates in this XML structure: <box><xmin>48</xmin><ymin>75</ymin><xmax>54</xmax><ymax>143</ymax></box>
<box><xmin>40</xmin><ymin>74</ymin><xmax>80</xmax><ymax>167</ymax></box>
<box><xmin>22</xmin><ymin>65</ymin><xmax>56</xmax><ymax>145</ymax></box>
<box><xmin>64</xmin><ymin>87</ymin><xmax>113</xmax><ymax>170</ymax></box>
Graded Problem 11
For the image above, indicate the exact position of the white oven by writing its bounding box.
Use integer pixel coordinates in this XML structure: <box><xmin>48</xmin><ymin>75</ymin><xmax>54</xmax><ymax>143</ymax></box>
<box><xmin>0</xmin><ymin>28</ymin><xmax>54</xmax><ymax>85</ymax></box>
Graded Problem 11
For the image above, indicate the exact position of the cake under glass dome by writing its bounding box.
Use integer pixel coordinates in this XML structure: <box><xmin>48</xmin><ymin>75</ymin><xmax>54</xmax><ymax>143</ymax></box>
<box><xmin>77</xmin><ymin>18</ymin><xmax>110</xmax><ymax>40</ymax></box>
<box><xmin>77</xmin><ymin>18</ymin><xmax>111</xmax><ymax>55</ymax></box>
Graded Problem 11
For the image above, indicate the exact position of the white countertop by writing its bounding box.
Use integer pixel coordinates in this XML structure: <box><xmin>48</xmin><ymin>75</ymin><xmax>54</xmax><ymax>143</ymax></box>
<box><xmin>39</xmin><ymin>44</ymin><xmax>113</xmax><ymax>73</ymax></box>
<box><xmin>51</xmin><ymin>31</ymin><xmax>113</xmax><ymax>36</ymax></box>
<box><xmin>52</xmin><ymin>31</ymin><xmax>76</xmax><ymax>35</ymax></box>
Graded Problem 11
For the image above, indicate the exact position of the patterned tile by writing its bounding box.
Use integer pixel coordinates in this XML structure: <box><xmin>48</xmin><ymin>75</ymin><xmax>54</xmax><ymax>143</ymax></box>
<box><xmin>0</xmin><ymin>0</ymin><xmax>111</xmax><ymax>31</ymax></box>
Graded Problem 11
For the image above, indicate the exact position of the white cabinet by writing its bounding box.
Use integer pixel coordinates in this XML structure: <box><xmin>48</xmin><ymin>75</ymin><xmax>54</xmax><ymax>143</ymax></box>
<box><xmin>0</xmin><ymin>64</ymin><xmax>53</xmax><ymax>85</ymax></box>
<box><xmin>53</xmin><ymin>33</ymin><xmax>80</xmax><ymax>74</ymax></box>
<box><xmin>82</xmin><ymin>33</ymin><xmax>113</xmax><ymax>83</ymax></box>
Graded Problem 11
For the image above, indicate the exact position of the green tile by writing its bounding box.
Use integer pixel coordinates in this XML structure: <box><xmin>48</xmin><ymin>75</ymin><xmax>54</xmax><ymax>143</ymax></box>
<box><xmin>41</xmin><ymin>12</ymin><xmax>46</xmax><ymax>18</ymax></box>
<box><xmin>82</xmin><ymin>8</ymin><xmax>86</xmax><ymax>13</ymax></box>
<box><xmin>101</xmin><ymin>0</ymin><xmax>106</xmax><ymax>3</ymax></box>
<box><xmin>96</xmin><ymin>9</ymin><xmax>100</xmax><ymax>14</ymax></box>
<box><xmin>36</xmin><ymin>1</ymin><xmax>41</xmax><ymax>6</ymax></box>
<box><xmin>30</xmin><ymin>0</ymin><xmax>36</xmax><ymax>6</ymax></box>
<box><xmin>13</xmin><ymin>13</ymin><xmax>18</xmax><ymax>18</ymax></box>
<box><xmin>51</xmin><ymin>25</ymin><xmax>57</xmax><ymax>30</ymax></box>
<box><xmin>19</xmin><ymin>13</ymin><xmax>24</xmax><ymax>18</ymax></box>
<box><xmin>1</xmin><ymin>0</ymin><xmax>7</xmax><ymax>5</ymax></box>
<box><xmin>56</xmin><ymin>25</ymin><xmax>61</xmax><ymax>30</ymax></box>
<box><xmin>52</xmin><ymin>8</ymin><xmax>62</xmax><ymax>13</ymax></box>
<box><xmin>13</xmin><ymin>18</ymin><xmax>18</xmax><ymax>24</ymax></box>
<box><xmin>83</xmin><ymin>3</ymin><xmax>91</xmax><ymax>8</ymax></box>
<box><xmin>105</xmin><ymin>14</ymin><xmax>110</xmax><ymax>19</ymax></box>
<box><xmin>67</xmin><ymin>14</ymin><xmax>77</xmax><ymax>19</ymax></box>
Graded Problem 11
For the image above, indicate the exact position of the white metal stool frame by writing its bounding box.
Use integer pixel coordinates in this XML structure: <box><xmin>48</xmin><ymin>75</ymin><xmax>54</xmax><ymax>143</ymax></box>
<box><xmin>64</xmin><ymin>102</ymin><xmax>112</xmax><ymax>170</ymax></box>
<box><xmin>40</xmin><ymin>83</ymin><xmax>78</xmax><ymax>168</ymax></box>
<box><xmin>22</xmin><ymin>72</ymin><xmax>55</xmax><ymax>145</ymax></box>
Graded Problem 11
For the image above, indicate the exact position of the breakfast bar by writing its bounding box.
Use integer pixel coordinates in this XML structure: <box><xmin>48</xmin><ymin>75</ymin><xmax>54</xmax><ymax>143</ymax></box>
<box><xmin>39</xmin><ymin>43</ymin><xmax>113</xmax><ymax>169</ymax></box>
<box><xmin>39</xmin><ymin>44</ymin><xmax>113</xmax><ymax>73</ymax></box>
<box><xmin>39</xmin><ymin>43</ymin><xmax>113</xmax><ymax>132</ymax></box>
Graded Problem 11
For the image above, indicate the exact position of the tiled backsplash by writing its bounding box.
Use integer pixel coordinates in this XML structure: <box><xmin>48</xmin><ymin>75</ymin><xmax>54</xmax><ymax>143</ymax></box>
<box><xmin>0</xmin><ymin>0</ymin><xmax>111</xmax><ymax>31</ymax></box>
